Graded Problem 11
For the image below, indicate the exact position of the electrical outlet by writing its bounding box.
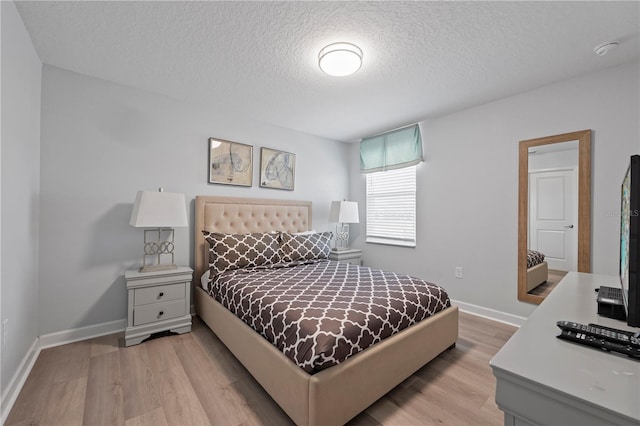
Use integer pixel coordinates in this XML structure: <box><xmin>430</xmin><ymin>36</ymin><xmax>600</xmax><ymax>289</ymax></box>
<box><xmin>455</xmin><ymin>267</ymin><xmax>463</xmax><ymax>279</ymax></box>
<box><xmin>2</xmin><ymin>319</ymin><xmax>8</xmax><ymax>345</ymax></box>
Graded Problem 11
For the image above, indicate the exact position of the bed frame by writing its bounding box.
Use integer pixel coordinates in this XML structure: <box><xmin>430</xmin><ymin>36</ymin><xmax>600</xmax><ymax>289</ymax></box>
<box><xmin>526</xmin><ymin>261</ymin><xmax>548</xmax><ymax>292</ymax></box>
<box><xmin>194</xmin><ymin>195</ymin><xmax>458</xmax><ymax>426</ymax></box>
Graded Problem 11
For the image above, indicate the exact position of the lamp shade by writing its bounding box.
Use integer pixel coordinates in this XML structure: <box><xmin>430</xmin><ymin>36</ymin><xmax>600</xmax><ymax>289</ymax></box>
<box><xmin>329</xmin><ymin>201</ymin><xmax>359</xmax><ymax>224</ymax></box>
<box><xmin>130</xmin><ymin>190</ymin><xmax>188</xmax><ymax>227</ymax></box>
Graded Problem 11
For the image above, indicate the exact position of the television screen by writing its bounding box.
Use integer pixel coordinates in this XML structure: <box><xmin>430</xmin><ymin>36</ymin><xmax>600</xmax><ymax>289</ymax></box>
<box><xmin>620</xmin><ymin>164</ymin><xmax>631</xmax><ymax>309</ymax></box>
<box><xmin>620</xmin><ymin>155</ymin><xmax>640</xmax><ymax>327</ymax></box>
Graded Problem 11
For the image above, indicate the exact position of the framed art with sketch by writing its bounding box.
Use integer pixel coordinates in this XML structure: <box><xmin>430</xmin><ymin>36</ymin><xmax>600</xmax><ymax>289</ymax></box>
<box><xmin>208</xmin><ymin>138</ymin><xmax>253</xmax><ymax>187</ymax></box>
<box><xmin>260</xmin><ymin>147</ymin><xmax>295</xmax><ymax>190</ymax></box>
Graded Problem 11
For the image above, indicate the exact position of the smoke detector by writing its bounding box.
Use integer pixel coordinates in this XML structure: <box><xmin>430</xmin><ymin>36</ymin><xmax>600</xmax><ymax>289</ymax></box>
<box><xmin>593</xmin><ymin>42</ymin><xmax>619</xmax><ymax>56</ymax></box>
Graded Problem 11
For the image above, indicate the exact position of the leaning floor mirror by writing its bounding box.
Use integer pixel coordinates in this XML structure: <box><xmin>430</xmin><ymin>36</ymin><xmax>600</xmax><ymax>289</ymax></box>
<box><xmin>518</xmin><ymin>130</ymin><xmax>591</xmax><ymax>304</ymax></box>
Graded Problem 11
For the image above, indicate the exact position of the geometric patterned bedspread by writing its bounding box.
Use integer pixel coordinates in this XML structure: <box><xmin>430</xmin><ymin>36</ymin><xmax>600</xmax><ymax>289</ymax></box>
<box><xmin>207</xmin><ymin>259</ymin><xmax>451</xmax><ymax>374</ymax></box>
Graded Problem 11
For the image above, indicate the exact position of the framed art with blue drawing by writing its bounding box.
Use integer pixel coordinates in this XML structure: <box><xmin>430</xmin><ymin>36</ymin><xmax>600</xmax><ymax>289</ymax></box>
<box><xmin>208</xmin><ymin>138</ymin><xmax>253</xmax><ymax>187</ymax></box>
<box><xmin>260</xmin><ymin>147</ymin><xmax>295</xmax><ymax>190</ymax></box>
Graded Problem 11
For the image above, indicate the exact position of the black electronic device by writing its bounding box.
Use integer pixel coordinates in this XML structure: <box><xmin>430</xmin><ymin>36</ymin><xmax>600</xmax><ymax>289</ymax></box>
<box><xmin>618</xmin><ymin>155</ymin><xmax>640</xmax><ymax>327</ymax></box>
<box><xmin>556</xmin><ymin>321</ymin><xmax>640</xmax><ymax>360</ymax></box>
<box><xmin>596</xmin><ymin>286</ymin><xmax>627</xmax><ymax>320</ymax></box>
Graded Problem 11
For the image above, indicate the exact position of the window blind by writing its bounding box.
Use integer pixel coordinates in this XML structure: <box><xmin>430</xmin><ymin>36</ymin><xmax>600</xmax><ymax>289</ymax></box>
<box><xmin>365</xmin><ymin>166</ymin><xmax>416</xmax><ymax>247</ymax></box>
<box><xmin>360</xmin><ymin>124</ymin><xmax>423</xmax><ymax>173</ymax></box>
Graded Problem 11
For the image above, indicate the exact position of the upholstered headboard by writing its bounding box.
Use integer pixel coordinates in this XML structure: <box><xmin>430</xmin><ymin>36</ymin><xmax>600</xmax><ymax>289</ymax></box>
<box><xmin>194</xmin><ymin>196</ymin><xmax>312</xmax><ymax>282</ymax></box>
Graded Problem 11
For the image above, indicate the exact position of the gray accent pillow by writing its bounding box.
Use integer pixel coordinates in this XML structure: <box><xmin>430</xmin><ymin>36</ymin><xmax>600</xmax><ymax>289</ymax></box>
<box><xmin>203</xmin><ymin>231</ymin><xmax>280</xmax><ymax>276</ymax></box>
<box><xmin>279</xmin><ymin>231</ymin><xmax>332</xmax><ymax>262</ymax></box>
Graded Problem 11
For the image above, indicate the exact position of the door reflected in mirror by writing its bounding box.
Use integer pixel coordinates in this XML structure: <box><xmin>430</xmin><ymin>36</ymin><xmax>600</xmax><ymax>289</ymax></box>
<box><xmin>528</xmin><ymin>141</ymin><xmax>577</xmax><ymax>296</ymax></box>
<box><xmin>518</xmin><ymin>130</ymin><xmax>591</xmax><ymax>304</ymax></box>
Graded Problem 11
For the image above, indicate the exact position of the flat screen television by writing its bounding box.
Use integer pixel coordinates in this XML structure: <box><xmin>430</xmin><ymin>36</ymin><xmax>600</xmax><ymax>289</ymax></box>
<box><xmin>620</xmin><ymin>154</ymin><xmax>640</xmax><ymax>327</ymax></box>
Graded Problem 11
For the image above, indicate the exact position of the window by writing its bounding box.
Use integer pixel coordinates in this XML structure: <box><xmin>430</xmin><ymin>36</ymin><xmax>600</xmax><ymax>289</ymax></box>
<box><xmin>365</xmin><ymin>165</ymin><xmax>416</xmax><ymax>247</ymax></box>
<box><xmin>361</xmin><ymin>124</ymin><xmax>421</xmax><ymax>247</ymax></box>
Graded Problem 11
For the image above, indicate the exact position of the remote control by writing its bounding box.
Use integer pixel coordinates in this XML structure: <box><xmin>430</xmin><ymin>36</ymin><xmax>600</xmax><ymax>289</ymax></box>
<box><xmin>556</xmin><ymin>321</ymin><xmax>640</xmax><ymax>347</ymax></box>
<box><xmin>557</xmin><ymin>329</ymin><xmax>640</xmax><ymax>360</ymax></box>
<box><xmin>588</xmin><ymin>323</ymin><xmax>635</xmax><ymax>335</ymax></box>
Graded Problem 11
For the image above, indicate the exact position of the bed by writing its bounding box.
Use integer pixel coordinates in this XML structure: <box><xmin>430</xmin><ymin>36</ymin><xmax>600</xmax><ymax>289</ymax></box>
<box><xmin>194</xmin><ymin>195</ymin><xmax>458</xmax><ymax>426</ymax></box>
<box><xmin>526</xmin><ymin>249</ymin><xmax>548</xmax><ymax>292</ymax></box>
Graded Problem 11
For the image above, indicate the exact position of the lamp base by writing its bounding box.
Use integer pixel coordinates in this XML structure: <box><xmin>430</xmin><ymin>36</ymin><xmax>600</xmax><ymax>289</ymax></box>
<box><xmin>335</xmin><ymin>223</ymin><xmax>350</xmax><ymax>251</ymax></box>
<box><xmin>140</xmin><ymin>228</ymin><xmax>178</xmax><ymax>273</ymax></box>
<box><xmin>139</xmin><ymin>263</ymin><xmax>178</xmax><ymax>273</ymax></box>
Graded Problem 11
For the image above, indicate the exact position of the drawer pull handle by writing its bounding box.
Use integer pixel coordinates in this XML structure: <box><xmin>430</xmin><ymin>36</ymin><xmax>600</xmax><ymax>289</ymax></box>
<box><xmin>159</xmin><ymin>311</ymin><xmax>164</xmax><ymax>316</ymax></box>
<box><xmin>158</xmin><ymin>292</ymin><xmax>164</xmax><ymax>297</ymax></box>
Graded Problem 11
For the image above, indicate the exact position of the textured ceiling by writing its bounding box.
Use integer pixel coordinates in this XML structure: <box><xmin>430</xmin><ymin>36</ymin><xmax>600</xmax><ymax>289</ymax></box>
<box><xmin>15</xmin><ymin>1</ymin><xmax>640</xmax><ymax>142</ymax></box>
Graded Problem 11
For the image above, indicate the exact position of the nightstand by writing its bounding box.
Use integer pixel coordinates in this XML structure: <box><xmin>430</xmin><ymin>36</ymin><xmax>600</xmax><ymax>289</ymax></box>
<box><xmin>329</xmin><ymin>248</ymin><xmax>362</xmax><ymax>265</ymax></box>
<box><xmin>125</xmin><ymin>266</ymin><xmax>193</xmax><ymax>347</ymax></box>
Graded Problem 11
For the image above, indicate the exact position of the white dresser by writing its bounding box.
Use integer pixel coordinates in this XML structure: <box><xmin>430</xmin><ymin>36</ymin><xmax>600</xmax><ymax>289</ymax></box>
<box><xmin>125</xmin><ymin>266</ymin><xmax>193</xmax><ymax>346</ymax></box>
<box><xmin>490</xmin><ymin>272</ymin><xmax>640</xmax><ymax>425</ymax></box>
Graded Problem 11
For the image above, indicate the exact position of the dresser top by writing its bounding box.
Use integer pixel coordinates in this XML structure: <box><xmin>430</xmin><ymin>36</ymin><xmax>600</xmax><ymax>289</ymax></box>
<box><xmin>491</xmin><ymin>272</ymin><xmax>640</xmax><ymax>422</ymax></box>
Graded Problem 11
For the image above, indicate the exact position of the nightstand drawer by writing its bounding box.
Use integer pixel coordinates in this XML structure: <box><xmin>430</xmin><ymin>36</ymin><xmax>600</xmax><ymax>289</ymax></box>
<box><xmin>134</xmin><ymin>299</ymin><xmax>186</xmax><ymax>326</ymax></box>
<box><xmin>134</xmin><ymin>283</ymin><xmax>185</xmax><ymax>306</ymax></box>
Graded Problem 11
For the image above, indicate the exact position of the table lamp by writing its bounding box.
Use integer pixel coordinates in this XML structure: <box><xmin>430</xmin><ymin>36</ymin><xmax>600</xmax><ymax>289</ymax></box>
<box><xmin>329</xmin><ymin>200</ymin><xmax>359</xmax><ymax>251</ymax></box>
<box><xmin>130</xmin><ymin>188</ymin><xmax>188</xmax><ymax>272</ymax></box>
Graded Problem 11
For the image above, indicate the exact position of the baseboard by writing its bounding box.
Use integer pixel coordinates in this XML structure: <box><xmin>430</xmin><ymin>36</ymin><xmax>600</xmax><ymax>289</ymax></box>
<box><xmin>1</xmin><ymin>338</ymin><xmax>40</xmax><ymax>424</ymax></box>
<box><xmin>452</xmin><ymin>299</ymin><xmax>527</xmax><ymax>328</ymax></box>
<box><xmin>39</xmin><ymin>318</ymin><xmax>126</xmax><ymax>349</ymax></box>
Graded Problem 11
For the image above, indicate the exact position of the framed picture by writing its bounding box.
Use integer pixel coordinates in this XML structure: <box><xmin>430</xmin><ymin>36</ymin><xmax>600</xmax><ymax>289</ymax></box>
<box><xmin>260</xmin><ymin>147</ymin><xmax>295</xmax><ymax>190</ymax></box>
<box><xmin>208</xmin><ymin>138</ymin><xmax>253</xmax><ymax>186</ymax></box>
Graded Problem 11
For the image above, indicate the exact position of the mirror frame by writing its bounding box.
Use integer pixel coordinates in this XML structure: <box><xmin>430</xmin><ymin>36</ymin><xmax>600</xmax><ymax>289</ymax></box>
<box><xmin>518</xmin><ymin>129</ymin><xmax>591</xmax><ymax>304</ymax></box>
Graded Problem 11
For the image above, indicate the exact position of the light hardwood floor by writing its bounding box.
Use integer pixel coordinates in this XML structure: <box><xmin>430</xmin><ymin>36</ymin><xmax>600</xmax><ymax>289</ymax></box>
<box><xmin>529</xmin><ymin>269</ymin><xmax>568</xmax><ymax>298</ymax></box>
<box><xmin>6</xmin><ymin>312</ymin><xmax>516</xmax><ymax>426</ymax></box>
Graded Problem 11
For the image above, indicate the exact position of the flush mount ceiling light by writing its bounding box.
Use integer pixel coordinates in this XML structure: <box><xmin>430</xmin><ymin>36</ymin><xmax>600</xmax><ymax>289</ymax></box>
<box><xmin>594</xmin><ymin>41</ymin><xmax>619</xmax><ymax>56</ymax></box>
<box><xmin>318</xmin><ymin>42</ymin><xmax>363</xmax><ymax>77</ymax></box>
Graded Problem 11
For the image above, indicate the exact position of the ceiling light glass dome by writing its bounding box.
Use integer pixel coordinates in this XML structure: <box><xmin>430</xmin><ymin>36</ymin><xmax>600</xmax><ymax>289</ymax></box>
<box><xmin>318</xmin><ymin>42</ymin><xmax>363</xmax><ymax>77</ymax></box>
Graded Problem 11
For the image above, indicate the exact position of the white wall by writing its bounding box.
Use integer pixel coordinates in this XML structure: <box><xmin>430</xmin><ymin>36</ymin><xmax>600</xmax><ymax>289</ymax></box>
<box><xmin>528</xmin><ymin>147</ymin><xmax>578</xmax><ymax>171</ymax></box>
<box><xmin>39</xmin><ymin>66</ymin><xmax>349</xmax><ymax>335</ymax></box>
<box><xmin>1</xmin><ymin>0</ymin><xmax>42</xmax><ymax>395</ymax></box>
<box><xmin>350</xmin><ymin>61</ymin><xmax>640</xmax><ymax>318</ymax></box>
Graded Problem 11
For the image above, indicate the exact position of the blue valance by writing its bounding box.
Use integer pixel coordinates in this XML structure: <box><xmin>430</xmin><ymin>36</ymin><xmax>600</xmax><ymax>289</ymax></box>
<box><xmin>360</xmin><ymin>124</ymin><xmax>423</xmax><ymax>173</ymax></box>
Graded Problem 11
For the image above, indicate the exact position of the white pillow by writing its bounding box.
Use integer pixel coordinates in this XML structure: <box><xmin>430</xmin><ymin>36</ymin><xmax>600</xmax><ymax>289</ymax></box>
<box><xmin>200</xmin><ymin>269</ymin><xmax>211</xmax><ymax>289</ymax></box>
<box><xmin>294</xmin><ymin>229</ymin><xmax>317</xmax><ymax>235</ymax></box>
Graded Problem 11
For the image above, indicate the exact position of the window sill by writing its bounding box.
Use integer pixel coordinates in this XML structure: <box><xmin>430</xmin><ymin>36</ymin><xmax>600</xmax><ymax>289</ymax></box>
<box><xmin>366</xmin><ymin>237</ymin><xmax>416</xmax><ymax>248</ymax></box>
